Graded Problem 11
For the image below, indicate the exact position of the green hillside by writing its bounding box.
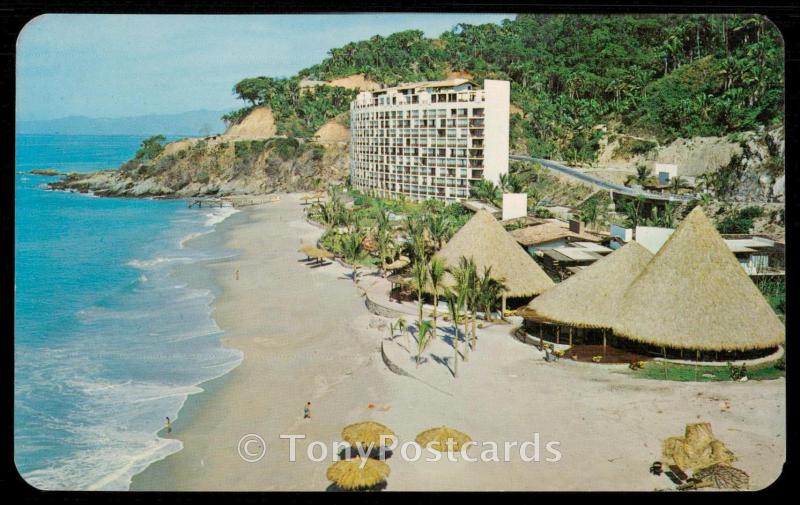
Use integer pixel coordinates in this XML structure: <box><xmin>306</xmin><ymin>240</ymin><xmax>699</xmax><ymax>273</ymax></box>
<box><xmin>227</xmin><ymin>14</ymin><xmax>783</xmax><ymax>164</ymax></box>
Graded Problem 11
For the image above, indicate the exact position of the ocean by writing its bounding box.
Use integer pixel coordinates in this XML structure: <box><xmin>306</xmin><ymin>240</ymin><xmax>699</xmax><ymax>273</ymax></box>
<box><xmin>14</xmin><ymin>134</ymin><xmax>243</xmax><ymax>490</ymax></box>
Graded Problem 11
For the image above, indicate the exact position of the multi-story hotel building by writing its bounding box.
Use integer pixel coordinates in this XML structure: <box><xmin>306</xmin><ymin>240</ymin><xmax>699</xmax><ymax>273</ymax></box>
<box><xmin>349</xmin><ymin>79</ymin><xmax>510</xmax><ymax>202</ymax></box>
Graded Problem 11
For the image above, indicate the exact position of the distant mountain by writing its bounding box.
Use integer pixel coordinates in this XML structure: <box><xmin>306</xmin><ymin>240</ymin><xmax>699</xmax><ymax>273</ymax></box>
<box><xmin>17</xmin><ymin>110</ymin><xmax>231</xmax><ymax>136</ymax></box>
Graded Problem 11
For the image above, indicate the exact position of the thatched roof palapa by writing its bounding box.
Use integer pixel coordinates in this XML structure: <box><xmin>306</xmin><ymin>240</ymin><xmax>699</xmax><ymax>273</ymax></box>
<box><xmin>307</xmin><ymin>247</ymin><xmax>334</xmax><ymax>260</ymax></box>
<box><xmin>612</xmin><ymin>207</ymin><xmax>785</xmax><ymax>351</ymax></box>
<box><xmin>415</xmin><ymin>426</ymin><xmax>472</xmax><ymax>452</ymax></box>
<box><xmin>434</xmin><ymin>210</ymin><xmax>554</xmax><ymax>297</ymax></box>
<box><xmin>384</xmin><ymin>256</ymin><xmax>410</xmax><ymax>271</ymax></box>
<box><xmin>342</xmin><ymin>421</ymin><xmax>397</xmax><ymax>448</ymax></box>
<box><xmin>520</xmin><ymin>241</ymin><xmax>653</xmax><ymax>328</ymax></box>
<box><xmin>326</xmin><ymin>458</ymin><xmax>390</xmax><ymax>491</ymax></box>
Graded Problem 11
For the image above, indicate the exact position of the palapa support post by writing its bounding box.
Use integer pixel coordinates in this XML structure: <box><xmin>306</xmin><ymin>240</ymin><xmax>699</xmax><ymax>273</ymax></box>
<box><xmin>569</xmin><ymin>327</ymin><xmax>573</xmax><ymax>347</ymax></box>
<box><xmin>695</xmin><ymin>350</ymin><xmax>700</xmax><ymax>381</ymax></box>
<box><xmin>539</xmin><ymin>323</ymin><xmax>544</xmax><ymax>351</ymax></box>
<box><xmin>602</xmin><ymin>329</ymin><xmax>607</xmax><ymax>355</ymax></box>
<box><xmin>501</xmin><ymin>293</ymin><xmax>507</xmax><ymax>318</ymax></box>
<box><xmin>556</xmin><ymin>326</ymin><xmax>560</xmax><ymax>345</ymax></box>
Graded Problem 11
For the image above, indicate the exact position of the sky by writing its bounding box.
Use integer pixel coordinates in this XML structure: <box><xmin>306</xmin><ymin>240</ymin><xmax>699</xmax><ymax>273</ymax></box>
<box><xmin>16</xmin><ymin>13</ymin><xmax>511</xmax><ymax>121</ymax></box>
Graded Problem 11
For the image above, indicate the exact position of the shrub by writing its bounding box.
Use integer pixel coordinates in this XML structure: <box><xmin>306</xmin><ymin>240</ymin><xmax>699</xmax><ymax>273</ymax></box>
<box><xmin>530</xmin><ymin>207</ymin><xmax>554</xmax><ymax>218</ymax></box>
<box><xmin>271</xmin><ymin>137</ymin><xmax>303</xmax><ymax>161</ymax></box>
<box><xmin>222</xmin><ymin>107</ymin><xmax>253</xmax><ymax>125</ymax></box>
<box><xmin>614</xmin><ymin>137</ymin><xmax>658</xmax><ymax>159</ymax></box>
<box><xmin>717</xmin><ymin>206</ymin><xmax>764</xmax><ymax>234</ymax></box>
<box><xmin>134</xmin><ymin>135</ymin><xmax>166</xmax><ymax>161</ymax></box>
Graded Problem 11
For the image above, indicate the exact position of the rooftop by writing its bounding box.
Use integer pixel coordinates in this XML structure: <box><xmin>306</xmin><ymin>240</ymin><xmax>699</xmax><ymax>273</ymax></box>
<box><xmin>510</xmin><ymin>220</ymin><xmax>603</xmax><ymax>247</ymax></box>
<box><xmin>372</xmin><ymin>78</ymin><xmax>476</xmax><ymax>94</ymax></box>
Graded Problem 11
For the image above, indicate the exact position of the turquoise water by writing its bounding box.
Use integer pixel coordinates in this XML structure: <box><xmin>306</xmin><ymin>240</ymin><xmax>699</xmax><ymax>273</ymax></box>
<box><xmin>14</xmin><ymin>135</ymin><xmax>243</xmax><ymax>490</ymax></box>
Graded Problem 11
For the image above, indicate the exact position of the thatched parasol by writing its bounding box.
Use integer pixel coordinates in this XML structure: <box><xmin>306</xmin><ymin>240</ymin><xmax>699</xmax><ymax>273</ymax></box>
<box><xmin>307</xmin><ymin>247</ymin><xmax>334</xmax><ymax>260</ymax></box>
<box><xmin>662</xmin><ymin>422</ymin><xmax>735</xmax><ymax>472</ymax></box>
<box><xmin>415</xmin><ymin>426</ymin><xmax>472</xmax><ymax>452</ymax></box>
<box><xmin>519</xmin><ymin>242</ymin><xmax>653</xmax><ymax>328</ymax></box>
<box><xmin>613</xmin><ymin>206</ymin><xmax>785</xmax><ymax>351</ymax></box>
<box><xmin>384</xmin><ymin>256</ymin><xmax>410</xmax><ymax>271</ymax></box>
<box><xmin>298</xmin><ymin>244</ymin><xmax>315</xmax><ymax>255</ymax></box>
<box><xmin>342</xmin><ymin>421</ymin><xmax>397</xmax><ymax>448</ymax></box>
<box><xmin>434</xmin><ymin>210</ymin><xmax>554</xmax><ymax>297</ymax></box>
<box><xmin>326</xmin><ymin>457</ymin><xmax>390</xmax><ymax>491</ymax></box>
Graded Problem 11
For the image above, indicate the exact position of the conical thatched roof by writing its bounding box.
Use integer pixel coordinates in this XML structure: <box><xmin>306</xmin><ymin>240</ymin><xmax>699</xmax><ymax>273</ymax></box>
<box><xmin>612</xmin><ymin>207</ymin><xmax>784</xmax><ymax>351</ymax></box>
<box><xmin>434</xmin><ymin>210</ymin><xmax>554</xmax><ymax>297</ymax></box>
<box><xmin>326</xmin><ymin>458</ymin><xmax>389</xmax><ymax>490</ymax></box>
<box><xmin>342</xmin><ymin>421</ymin><xmax>396</xmax><ymax>448</ymax></box>
<box><xmin>415</xmin><ymin>426</ymin><xmax>472</xmax><ymax>452</ymax></box>
<box><xmin>519</xmin><ymin>242</ymin><xmax>653</xmax><ymax>328</ymax></box>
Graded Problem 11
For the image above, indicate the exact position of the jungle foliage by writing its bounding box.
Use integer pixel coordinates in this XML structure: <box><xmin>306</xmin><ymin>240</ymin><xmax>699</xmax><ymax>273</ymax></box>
<box><xmin>227</xmin><ymin>15</ymin><xmax>782</xmax><ymax>163</ymax></box>
<box><xmin>224</xmin><ymin>78</ymin><xmax>358</xmax><ymax>138</ymax></box>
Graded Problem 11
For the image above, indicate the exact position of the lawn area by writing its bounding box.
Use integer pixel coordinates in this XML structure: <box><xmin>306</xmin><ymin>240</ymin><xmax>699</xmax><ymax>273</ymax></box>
<box><xmin>621</xmin><ymin>357</ymin><xmax>785</xmax><ymax>382</ymax></box>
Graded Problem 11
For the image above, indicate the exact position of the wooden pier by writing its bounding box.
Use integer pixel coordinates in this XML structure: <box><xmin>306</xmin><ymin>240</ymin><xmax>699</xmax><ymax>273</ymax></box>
<box><xmin>187</xmin><ymin>198</ymin><xmax>227</xmax><ymax>209</ymax></box>
<box><xmin>186</xmin><ymin>195</ymin><xmax>281</xmax><ymax>209</ymax></box>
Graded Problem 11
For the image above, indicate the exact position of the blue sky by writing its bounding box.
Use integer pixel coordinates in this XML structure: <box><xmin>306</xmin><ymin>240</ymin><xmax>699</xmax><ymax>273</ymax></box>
<box><xmin>17</xmin><ymin>13</ymin><xmax>511</xmax><ymax>121</ymax></box>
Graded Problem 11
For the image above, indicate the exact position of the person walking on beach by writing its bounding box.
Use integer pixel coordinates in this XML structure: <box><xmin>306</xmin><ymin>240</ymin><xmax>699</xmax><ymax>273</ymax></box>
<box><xmin>165</xmin><ymin>417</ymin><xmax>172</xmax><ymax>434</ymax></box>
<box><xmin>235</xmin><ymin>269</ymin><xmax>239</xmax><ymax>281</ymax></box>
<box><xmin>304</xmin><ymin>402</ymin><xmax>311</xmax><ymax>420</ymax></box>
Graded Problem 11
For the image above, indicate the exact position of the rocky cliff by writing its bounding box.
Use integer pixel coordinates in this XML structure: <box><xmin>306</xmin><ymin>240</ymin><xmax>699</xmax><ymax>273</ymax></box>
<box><xmin>592</xmin><ymin>126</ymin><xmax>785</xmax><ymax>203</ymax></box>
<box><xmin>49</xmin><ymin>107</ymin><xmax>350</xmax><ymax>198</ymax></box>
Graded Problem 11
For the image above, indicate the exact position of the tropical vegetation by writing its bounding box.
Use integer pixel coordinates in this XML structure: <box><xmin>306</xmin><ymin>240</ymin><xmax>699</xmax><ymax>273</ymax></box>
<box><xmin>245</xmin><ymin>14</ymin><xmax>786</xmax><ymax>163</ymax></box>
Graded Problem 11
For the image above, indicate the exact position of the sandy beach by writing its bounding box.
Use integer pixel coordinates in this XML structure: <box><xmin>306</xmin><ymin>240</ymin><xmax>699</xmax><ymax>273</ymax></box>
<box><xmin>131</xmin><ymin>194</ymin><xmax>785</xmax><ymax>491</ymax></box>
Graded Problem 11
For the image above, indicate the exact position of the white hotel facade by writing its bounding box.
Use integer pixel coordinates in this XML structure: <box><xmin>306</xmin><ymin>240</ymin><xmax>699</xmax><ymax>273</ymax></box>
<box><xmin>349</xmin><ymin>79</ymin><xmax>510</xmax><ymax>202</ymax></box>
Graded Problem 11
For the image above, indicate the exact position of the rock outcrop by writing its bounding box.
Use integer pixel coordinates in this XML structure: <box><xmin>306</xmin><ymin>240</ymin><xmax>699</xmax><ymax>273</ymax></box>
<box><xmin>49</xmin><ymin>107</ymin><xmax>348</xmax><ymax>198</ymax></box>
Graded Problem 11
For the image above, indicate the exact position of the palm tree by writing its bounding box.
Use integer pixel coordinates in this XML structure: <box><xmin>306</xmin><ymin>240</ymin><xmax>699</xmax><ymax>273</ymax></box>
<box><xmin>411</xmin><ymin>258</ymin><xmax>428</xmax><ymax>336</ymax></box>
<box><xmin>697</xmin><ymin>173</ymin><xmax>714</xmax><ymax>195</ymax></box>
<box><xmin>465</xmin><ymin>267</ymin><xmax>481</xmax><ymax>353</ymax></box>
<box><xmin>406</xmin><ymin>215</ymin><xmax>427</xmax><ymax>261</ymax></box>
<box><xmin>499</xmin><ymin>172</ymin><xmax>525</xmax><ymax>193</ymax></box>
<box><xmin>341</xmin><ymin>231</ymin><xmax>364</xmax><ymax>283</ymax></box>
<box><xmin>396</xmin><ymin>317</ymin><xmax>409</xmax><ymax>351</ymax></box>
<box><xmin>374</xmin><ymin>217</ymin><xmax>394</xmax><ymax>277</ymax></box>
<box><xmin>621</xmin><ymin>195</ymin><xmax>647</xmax><ymax>228</ymax></box>
<box><xmin>670</xmin><ymin>175</ymin><xmax>688</xmax><ymax>194</ymax></box>
<box><xmin>450</xmin><ymin>257</ymin><xmax>475</xmax><ymax>362</ymax></box>
<box><xmin>470</xmin><ymin>179</ymin><xmax>502</xmax><ymax>207</ymax></box>
<box><xmin>425</xmin><ymin>213</ymin><xmax>450</xmax><ymax>251</ymax></box>
<box><xmin>445</xmin><ymin>289</ymin><xmax>463</xmax><ymax>378</ymax></box>
<box><xmin>416</xmin><ymin>320</ymin><xmax>434</xmax><ymax>368</ymax></box>
<box><xmin>625</xmin><ymin>163</ymin><xmax>653</xmax><ymax>187</ymax></box>
<box><xmin>427</xmin><ymin>257</ymin><xmax>446</xmax><ymax>340</ymax></box>
<box><xmin>476</xmin><ymin>266</ymin><xmax>506</xmax><ymax>325</ymax></box>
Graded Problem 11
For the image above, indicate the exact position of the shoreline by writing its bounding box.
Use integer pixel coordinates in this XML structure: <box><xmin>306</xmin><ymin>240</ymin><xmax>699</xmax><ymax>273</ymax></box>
<box><xmin>129</xmin><ymin>208</ymin><xmax>248</xmax><ymax>489</ymax></box>
<box><xmin>130</xmin><ymin>193</ymin><xmax>786</xmax><ymax>491</ymax></box>
<box><xmin>131</xmin><ymin>193</ymin><xmax>388</xmax><ymax>491</ymax></box>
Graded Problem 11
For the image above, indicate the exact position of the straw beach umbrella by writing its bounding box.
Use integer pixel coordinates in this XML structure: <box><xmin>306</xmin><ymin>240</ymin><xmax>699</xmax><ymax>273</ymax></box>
<box><xmin>612</xmin><ymin>207</ymin><xmax>785</xmax><ymax>352</ymax></box>
<box><xmin>298</xmin><ymin>244</ymin><xmax>315</xmax><ymax>260</ymax></box>
<box><xmin>326</xmin><ymin>457</ymin><xmax>390</xmax><ymax>491</ymax></box>
<box><xmin>342</xmin><ymin>421</ymin><xmax>397</xmax><ymax>449</ymax></box>
<box><xmin>415</xmin><ymin>426</ymin><xmax>472</xmax><ymax>452</ymax></box>
<box><xmin>383</xmin><ymin>255</ymin><xmax>410</xmax><ymax>271</ymax></box>
<box><xmin>308</xmin><ymin>247</ymin><xmax>334</xmax><ymax>261</ymax></box>
<box><xmin>434</xmin><ymin>210</ymin><xmax>554</xmax><ymax>302</ymax></box>
<box><xmin>520</xmin><ymin>241</ymin><xmax>653</xmax><ymax>329</ymax></box>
